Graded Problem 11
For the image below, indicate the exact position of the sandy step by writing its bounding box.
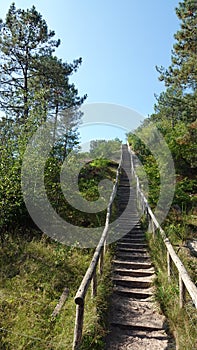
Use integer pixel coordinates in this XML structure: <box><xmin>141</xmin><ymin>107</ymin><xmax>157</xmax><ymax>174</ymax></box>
<box><xmin>107</xmin><ymin>323</ymin><xmax>169</xmax><ymax>339</ymax></box>
<box><xmin>110</xmin><ymin>297</ymin><xmax>167</xmax><ymax>332</ymax></box>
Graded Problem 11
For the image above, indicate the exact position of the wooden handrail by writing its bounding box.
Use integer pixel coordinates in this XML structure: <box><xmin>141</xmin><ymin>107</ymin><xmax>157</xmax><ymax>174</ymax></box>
<box><xmin>74</xmin><ymin>225</ymin><xmax>109</xmax><ymax>306</ymax></box>
<box><xmin>127</xmin><ymin>143</ymin><xmax>197</xmax><ymax>309</ymax></box>
<box><xmin>72</xmin><ymin>149</ymin><xmax>122</xmax><ymax>349</ymax></box>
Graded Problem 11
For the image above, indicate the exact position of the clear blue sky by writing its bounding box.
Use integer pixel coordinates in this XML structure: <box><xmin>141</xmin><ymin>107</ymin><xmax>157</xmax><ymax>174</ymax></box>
<box><xmin>0</xmin><ymin>0</ymin><xmax>180</xmax><ymax>144</ymax></box>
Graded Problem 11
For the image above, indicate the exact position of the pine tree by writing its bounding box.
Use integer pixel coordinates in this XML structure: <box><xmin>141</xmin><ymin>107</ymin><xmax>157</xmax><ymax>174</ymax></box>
<box><xmin>153</xmin><ymin>0</ymin><xmax>197</xmax><ymax>125</ymax></box>
<box><xmin>0</xmin><ymin>4</ymin><xmax>86</xmax><ymax>123</ymax></box>
<box><xmin>0</xmin><ymin>3</ymin><xmax>60</xmax><ymax>120</ymax></box>
<box><xmin>0</xmin><ymin>3</ymin><xmax>87</xmax><ymax>231</ymax></box>
<box><xmin>32</xmin><ymin>55</ymin><xmax>86</xmax><ymax>122</ymax></box>
<box><xmin>156</xmin><ymin>0</ymin><xmax>197</xmax><ymax>92</ymax></box>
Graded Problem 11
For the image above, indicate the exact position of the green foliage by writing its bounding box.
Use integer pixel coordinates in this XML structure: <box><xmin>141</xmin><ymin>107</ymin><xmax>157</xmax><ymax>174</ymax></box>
<box><xmin>127</xmin><ymin>132</ymin><xmax>160</xmax><ymax>207</ymax></box>
<box><xmin>0</xmin><ymin>3</ymin><xmax>86</xmax><ymax>120</ymax></box>
<box><xmin>44</xmin><ymin>157</ymin><xmax>117</xmax><ymax>228</ymax></box>
<box><xmin>147</xmin><ymin>233</ymin><xmax>197</xmax><ymax>350</ymax></box>
<box><xmin>174</xmin><ymin>177</ymin><xmax>197</xmax><ymax>209</ymax></box>
<box><xmin>156</xmin><ymin>0</ymin><xmax>197</xmax><ymax>92</ymax></box>
<box><xmin>128</xmin><ymin>0</ymin><xmax>197</xmax><ymax>213</ymax></box>
<box><xmin>151</xmin><ymin>0</ymin><xmax>197</xmax><ymax>202</ymax></box>
<box><xmin>0</xmin><ymin>233</ymin><xmax>93</xmax><ymax>349</ymax></box>
<box><xmin>0</xmin><ymin>3</ymin><xmax>86</xmax><ymax>233</ymax></box>
<box><xmin>0</xmin><ymin>2</ymin><xmax>59</xmax><ymax>119</ymax></box>
<box><xmin>0</xmin><ymin>160</ymin><xmax>117</xmax><ymax>349</ymax></box>
<box><xmin>90</xmin><ymin>138</ymin><xmax>122</xmax><ymax>161</ymax></box>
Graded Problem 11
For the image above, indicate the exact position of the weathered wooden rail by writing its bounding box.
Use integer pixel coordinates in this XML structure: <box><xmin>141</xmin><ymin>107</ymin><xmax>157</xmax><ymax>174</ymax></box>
<box><xmin>72</xmin><ymin>152</ymin><xmax>122</xmax><ymax>350</ymax></box>
<box><xmin>127</xmin><ymin>143</ymin><xmax>197</xmax><ymax>309</ymax></box>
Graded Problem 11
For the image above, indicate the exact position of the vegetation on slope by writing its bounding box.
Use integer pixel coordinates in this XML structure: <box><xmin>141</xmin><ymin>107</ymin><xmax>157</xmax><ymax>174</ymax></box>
<box><xmin>0</xmin><ymin>158</ymin><xmax>117</xmax><ymax>349</ymax></box>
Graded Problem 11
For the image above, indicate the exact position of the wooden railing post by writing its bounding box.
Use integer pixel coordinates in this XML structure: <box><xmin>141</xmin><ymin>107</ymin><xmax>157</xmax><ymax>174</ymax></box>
<box><xmin>167</xmin><ymin>251</ymin><xmax>172</xmax><ymax>282</ymax></box>
<box><xmin>141</xmin><ymin>196</ymin><xmax>145</xmax><ymax>214</ymax></box>
<box><xmin>140</xmin><ymin>194</ymin><xmax>143</xmax><ymax>214</ymax></box>
<box><xmin>179</xmin><ymin>274</ymin><xmax>186</xmax><ymax>308</ymax></box>
<box><xmin>145</xmin><ymin>206</ymin><xmax>149</xmax><ymax>222</ymax></box>
<box><xmin>136</xmin><ymin>178</ymin><xmax>139</xmax><ymax>204</ymax></box>
<box><xmin>130</xmin><ymin>153</ymin><xmax>134</xmax><ymax>176</ymax></box>
<box><xmin>147</xmin><ymin>214</ymin><xmax>152</xmax><ymax>233</ymax></box>
<box><xmin>73</xmin><ymin>303</ymin><xmax>84</xmax><ymax>350</ymax></box>
<box><xmin>104</xmin><ymin>239</ymin><xmax>107</xmax><ymax>257</ymax></box>
<box><xmin>91</xmin><ymin>270</ymin><xmax>97</xmax><ymax>298</ymax></box>
<box><xmin>99</xmin><ymin>246</ymin><xmax>104</xmax><ymax>275</ymax></box>
<box><xmin>152</xmin><ymin>221</ymin><xmax>156</xmax><ymax>239</ymax></box>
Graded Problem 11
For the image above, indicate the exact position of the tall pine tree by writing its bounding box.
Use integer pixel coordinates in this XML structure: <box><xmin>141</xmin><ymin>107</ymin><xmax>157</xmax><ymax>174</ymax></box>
<box><xmin>0</xmin><ymin>3</ymin><xmax>86</xmax><ymax>231</ymax></box>
<box><xmin>0</xmin><ymin>3</ymin><xmax>86</xmax><ymax>124</ymax></box>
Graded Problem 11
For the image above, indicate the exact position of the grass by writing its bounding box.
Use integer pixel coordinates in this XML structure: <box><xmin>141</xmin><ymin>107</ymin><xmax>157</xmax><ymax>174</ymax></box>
<box><xmin>146</xmin><ymin>227</ymin><xmax>197</xmax><ymax>350</ymax></box>
<box><xmin>0</xmin><ymin>232</ymin><xmax>93</xmax><ymax>349</ymax></box>
<box><xmin>0</xmin><ymin>231</ymin><xmax>115</xmax><ymax>350</ymax></box>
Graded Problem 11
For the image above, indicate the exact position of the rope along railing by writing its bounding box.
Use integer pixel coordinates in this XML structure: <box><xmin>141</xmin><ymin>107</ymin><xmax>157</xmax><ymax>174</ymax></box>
<box><xmin>127</xmin><ymin>143</ymin><xmax>197</xmax><ymax>309</ymax></box>
<box><xmin>72</xmin><ymin>149</ymin><xmax>123</xmax><ymax>350</ymax></box>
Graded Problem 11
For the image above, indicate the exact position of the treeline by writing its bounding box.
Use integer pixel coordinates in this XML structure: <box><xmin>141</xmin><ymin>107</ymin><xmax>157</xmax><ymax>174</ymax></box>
<box><xmin>128</xmin><ymin>0</ymin><xmax>197</xmax><ymax>213</ymax></box>
<box><xmin>0</xmin><ymin>3</ymin><xmax>86</xmax><ymax>234</ymax></box>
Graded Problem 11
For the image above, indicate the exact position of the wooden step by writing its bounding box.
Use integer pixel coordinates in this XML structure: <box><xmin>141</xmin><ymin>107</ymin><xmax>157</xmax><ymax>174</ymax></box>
<box><xmin>116</xmin><ymin>247</ymin><xmax>147</xmax><ymax>254</ymax></box>
<box><xmin>110</xmin><ymin>322</ymin><xmax>164</xmax><ymax>332</ymax></box>
<box><xmin>116</xmin><ymin>242</ymin><xmax>148</xmax><ymax>249</ymax></box>
<box><xmin>120</xmin><ymin>238</ymin><xmax>146</xmax><ymax>243</ymax></box>
<box><xmin>119</xmin><ymin>233</ymin><xmax>146</xmax><ymax>240</ymax></box>
<box><xmin>112</xmin><ymin>276</ymin><xmax>152</xmax><ymax>289</ymax></box>
<box><xmin>113</xmin><ymin>260</ymin><xmax>153</xmax><ymax>270</ymax></box>
<box><xmin>114</xmin><ymin>286</ymin><xmax>153</xmax><ymax>299</ymax></box>
<box><xmin>122</xmin><ymin>229</ymin><xmax>144</xmax><ymax>234</ymax></box>
<box><xmin>116</xmin><ymin>251</ymin><xmax>149</xmax><ymax>258</ymax></box>
<box><xmin>113</xmin><ymin>268</ymin><xmax>155</xmax><ymax>278</ymax></box>
<box><xmin>116</xmin><ymin>254</ymin><xmax>150</xmax><ymax>262</ymax></box>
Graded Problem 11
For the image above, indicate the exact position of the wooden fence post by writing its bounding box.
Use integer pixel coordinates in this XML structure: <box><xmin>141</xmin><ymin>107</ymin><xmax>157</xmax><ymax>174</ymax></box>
<box><xmin>167</xmin><ymin>251</ymin><xmax>172</xmax><ymax>282</ymax></box>
<box><xmin>147</xmin><ymin>214</ymin><xmax>152</xmax><ymax>233</ymax></box>
<box><xmin>152</xmin><ymin>221</ymin><xmax>156</xmax><ymax>240</ymax></box>
<box><xmin>136</xmin><ymin>178</ymin><xmax>139</xmax><ymax>203</ymax></box>
<box><xmin>91</xmin><ymin>270</ymin><xmax>97</xmax><ymax>298</ymax></box>
<box><xmin>73</xmin><ymin>303</ymin><xmax>84</xmax><ymax>350</ymax></box>
<box><xmin>179</xmin><ymin>273</ymin><xmax>186</xmax><ymax>308</ymax></box>
<box><xmin>146</xmin><ymin>206</ymin><xmax>149</xmax><ymax>222</ymax></box>
<box><xmin>140</xmin><ymin>195</ymin><xmax>143</xmax><ymax>214</ymax></box>
<box><xmin>99</xmin><ymin>247</ymin><xmax>104</xmax><ymax>275</ymax></box>
<box><xmin>104</xmin><ymin>239</ymin><xmax>107</xmax><ymax>256</ymax></box>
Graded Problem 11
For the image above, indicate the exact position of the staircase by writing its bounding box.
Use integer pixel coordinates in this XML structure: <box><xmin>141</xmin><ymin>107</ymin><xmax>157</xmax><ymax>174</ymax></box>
<box><xmin>105</xmin><ymin>145</ymin><xmax>174</xmax><ymax>349</ymax></box>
